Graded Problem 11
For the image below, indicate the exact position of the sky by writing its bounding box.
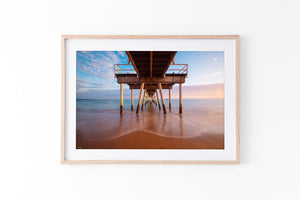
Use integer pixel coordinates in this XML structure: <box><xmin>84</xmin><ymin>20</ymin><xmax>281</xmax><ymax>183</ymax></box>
<box><xmin>76</xmin><ymin>51</ymin><xmax>224</xmax><ymax>99</ymax></box>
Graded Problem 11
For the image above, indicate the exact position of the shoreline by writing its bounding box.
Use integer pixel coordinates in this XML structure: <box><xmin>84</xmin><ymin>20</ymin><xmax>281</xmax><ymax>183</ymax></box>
<box><xmin>76</xmin><ymin>99</ymin><xmax>224</xmax><ymax>149</ymax></box>
<box><xmin>77</xmin><ymin>131</ymin><xmax>224</xmax><ymax>149</ymax></box>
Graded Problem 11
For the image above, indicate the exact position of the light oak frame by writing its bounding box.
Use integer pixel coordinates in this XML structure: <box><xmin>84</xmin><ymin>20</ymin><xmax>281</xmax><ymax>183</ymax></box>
<box><xmin>61</xmin><ymin>35</ymin><xmax>240</xmax><ymax>164</ymax></box>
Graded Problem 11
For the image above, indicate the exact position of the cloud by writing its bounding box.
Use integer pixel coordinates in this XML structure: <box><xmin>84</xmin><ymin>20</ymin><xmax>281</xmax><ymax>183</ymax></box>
<box><xmin>199</xmin><ymin>72</ymin><xmax>221</xmax><ymax>78</ymax></box>
<box><xmin>171</xmin><ymin>83</ymin><xmax>224</xmax><ymax>99</ymax></box>
<box><xmin>77</xmin><ymin>51</ymin><xmax>126</xmax><ymax>81</ymax></box>
<box><xmin>76</xmin><ymin>78</ymin><xmax>107</xmax><ymax>92</ymax></box>
<box><xmin>76</xmin><ymin>77</ymin><xmax>88</xmax><ymax>83</ymax></box>
<box><xmin>117</xmin><ymin>51</ymin><xmax>126</xmax><ymax>58</ymax></box>
<box><xmin>77</xmin><ymin>88</ymin><xmax>133</xmax><ymax>99</ymax></box>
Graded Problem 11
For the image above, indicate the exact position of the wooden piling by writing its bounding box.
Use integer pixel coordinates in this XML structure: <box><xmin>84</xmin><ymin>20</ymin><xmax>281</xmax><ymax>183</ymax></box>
<box><xmin>141</xmin><ymin>89</ymin><xmax>147</xmax><ymax>111</ymax></box>
<box><xmin>152</xmin><ymin>97</ymin><xmax>156</xmax><ymax>105</ymax></box>
<box><xmin>145</xmin><ymin>95</ymin><xmax>148</xmax><ymax>107</ymax></box>
<box><xmin>169</xmin><ymin>89</ymin><xmax>171</xmax><ymax>111</ymax></box>
<box><xmin>131</xmin><ymin>89</ymin><xmax>133</xmax><ymax>111</ymax></box>
<box><xmin>158</xmin><ymin>83</ymin><xmax>167</xmax><ymax>114</ymax></box>
<box><xmin>119</xmin><ymin>115</ymin><xmax>123</xmax><ymax>135</ymax></box>
<box><xmin>179</xmin><ymin>83</ymin><xmax>182</xmax><ymax>114</ymax></box>
<box><xmin>120</xmin><ymin>83</ymin><xmax>123</xmax><ymax>114</ymax></box>
<box><xmin>155</xmin><ymin>89</ymin><xmax>161</xmax><ymax>110</ymax></box>
<box><xmin>145</xmin><ymin>95</ymin><xmax>149</xmax><ymax>106</ymax></box>
<box><xmin>136</xmin><ymin>83</ymin><xmax>144</xmax><ymax>114</ymax></box>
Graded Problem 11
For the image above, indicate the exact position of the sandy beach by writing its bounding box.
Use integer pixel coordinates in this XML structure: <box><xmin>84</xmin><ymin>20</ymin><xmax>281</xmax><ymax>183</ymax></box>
<box><xmin>76</xmin><ymin>99</ymin><xmax>224</xmax><ymax>149</ymax></box>
<box><xmin>77</xmin><ymin>130</ymin><xmax>224</xmax><ymax>149</ymax></box>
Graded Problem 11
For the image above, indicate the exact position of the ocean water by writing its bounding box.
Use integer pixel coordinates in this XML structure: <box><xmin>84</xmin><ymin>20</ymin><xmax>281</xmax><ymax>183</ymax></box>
<box><xmin>77</xmin><ymin>99</ymin><xmax>223</xmax><ymax>112</ymax></box>
<box><xmin>76</xmin><ymin>99</ymin><xmax>224</xmax><ymax>142</ymax></box>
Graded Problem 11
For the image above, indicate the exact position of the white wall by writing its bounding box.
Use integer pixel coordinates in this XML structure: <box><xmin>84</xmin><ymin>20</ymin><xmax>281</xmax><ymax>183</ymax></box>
<box><xmin>1</xmin><ymin>0</ymin><xmax>300</xmax><ymax>199</ymax></box>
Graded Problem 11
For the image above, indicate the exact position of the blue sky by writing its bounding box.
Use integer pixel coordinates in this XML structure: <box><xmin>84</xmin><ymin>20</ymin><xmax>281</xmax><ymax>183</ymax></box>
<box><xmin>77</xmin><ymin>51</ymin><xmax>128</xmax><ymax>92</ymax></box>
<box><xmin>77</xmin><ymin>51</ymin><xmax>224</xmax><ymax>99</ymax></box>
<box><xmin>175</xmin><ymin>51</ymin><xmax>224</xmax><ymax>86</ymax></box>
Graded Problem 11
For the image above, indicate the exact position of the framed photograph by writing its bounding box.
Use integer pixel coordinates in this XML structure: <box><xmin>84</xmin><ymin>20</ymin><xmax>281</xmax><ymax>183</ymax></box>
<box><xmin>61</xmin><ymin>35</ymin><xmax>239</xmax><ymax>164</ymax></box>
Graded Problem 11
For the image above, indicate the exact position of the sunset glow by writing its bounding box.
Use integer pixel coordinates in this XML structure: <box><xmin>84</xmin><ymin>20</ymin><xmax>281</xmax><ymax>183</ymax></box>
<box><xmin>76</xmin><ymin>51</ymin><xmax>224</xmax><ymax>99</ymax></box>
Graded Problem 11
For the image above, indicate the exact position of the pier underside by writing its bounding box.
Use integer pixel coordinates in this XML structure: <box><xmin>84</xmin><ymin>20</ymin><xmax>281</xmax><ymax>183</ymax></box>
<box><xmin>115</xmin><ymin>51</ymin><xmax>187</xmax><ymax>114</ymax></box>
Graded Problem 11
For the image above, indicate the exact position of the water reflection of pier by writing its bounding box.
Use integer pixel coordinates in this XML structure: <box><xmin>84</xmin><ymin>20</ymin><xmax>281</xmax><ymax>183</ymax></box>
<box><xmin>115</xmin><ymin>51</ymin><xmax>188</xmax><ymax>114</ymax></box>
<box><xmin>118</xmin><ymin>105</ymin><xmax>187</xmax><ymax>139</ymax></box>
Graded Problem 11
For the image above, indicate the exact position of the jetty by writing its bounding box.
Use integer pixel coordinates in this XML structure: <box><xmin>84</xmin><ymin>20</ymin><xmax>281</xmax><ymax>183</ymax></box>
<box><xmin>114</xmin><ymin>51</ymin><xmax>188</xmax><ymax>114</ymax></box>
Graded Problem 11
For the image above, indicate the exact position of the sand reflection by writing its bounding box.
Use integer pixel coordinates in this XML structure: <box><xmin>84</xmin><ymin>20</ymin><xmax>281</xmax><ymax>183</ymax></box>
<box><xmin>77</xmin><ymin>101</ymin><xmax>223</xmax><ymax>143</ymax></box>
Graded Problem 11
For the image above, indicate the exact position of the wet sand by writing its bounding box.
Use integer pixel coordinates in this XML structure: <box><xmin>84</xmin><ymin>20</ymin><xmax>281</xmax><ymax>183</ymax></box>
<box><xmin>76</xmin><ymin>100</ymin><xmax>224</xmax><ymax>149</ymax></box>
<box><xmin>77</xmin><ymin>131</ymin><xmax>224</xmax><ymax>149</ymax></box>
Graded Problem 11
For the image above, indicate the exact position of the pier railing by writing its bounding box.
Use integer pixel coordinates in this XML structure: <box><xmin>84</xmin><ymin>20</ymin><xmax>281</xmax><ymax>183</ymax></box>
<box><xmin>114</xmin><ymin>64</ymin><xmax>188</xmax><ymax>77</ymax></box>
<box><xmin>114</xmin><ymin>64</ymin><xmax>136</xmax><ymax>77</ymax></box>
<box><xmin>166</xmin><ymin>64</ymin><xmax>188</xmax><ymax>77</ymax></box>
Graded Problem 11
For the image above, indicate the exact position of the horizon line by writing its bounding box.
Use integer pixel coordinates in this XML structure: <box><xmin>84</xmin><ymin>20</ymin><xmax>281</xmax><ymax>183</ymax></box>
<box><xmin>76</xmin><ymin>98</ymin><xmax>224</xmax><ymax>100</ymax></box>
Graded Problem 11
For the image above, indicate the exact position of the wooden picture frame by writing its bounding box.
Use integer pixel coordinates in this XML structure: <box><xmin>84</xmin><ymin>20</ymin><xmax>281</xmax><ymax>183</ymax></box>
<box><xmin>61</xmin><ymin>35</ymin><xmax>239</xmax><ymax>164</ymax></box>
